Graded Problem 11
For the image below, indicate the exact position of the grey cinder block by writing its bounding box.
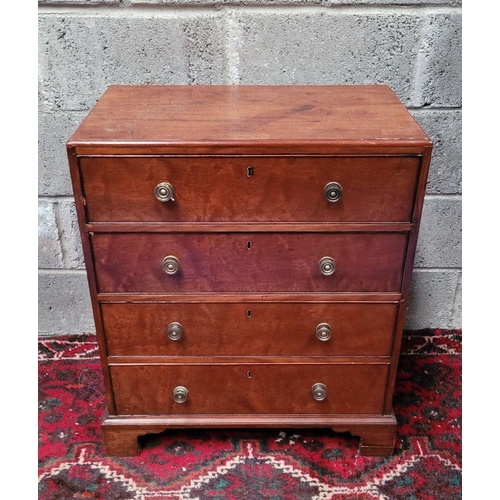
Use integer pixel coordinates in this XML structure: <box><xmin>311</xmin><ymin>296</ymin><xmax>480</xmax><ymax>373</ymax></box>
<box><xmin>414</xmin><ymin>197</ymin><xmax>462</xmax><ymax>268</ymax></box>
<box><xmin>38</xmin><ymin>13</ymin><xmax>226</xmax><ymax>112</ymax></box>
<box><xmin>230</xmin><ymin>11</ymin><xmax>421</xmax><ymax>105</ymax></box>
<box><xmin>405</xmin><ymin>270</ymin><xmax>461</xmax><ymax>329</ymax></box>
<box><xmin>38</xmin><ymin>272</ymin><xmax>95</xmax><ymax>334</ymax></box>
<box><xmin>38</xmin><ymin>200</ymin><xmax>63</xmax><ymax>269</ymax></box>
<box><xmin>128</xmin><ymin>0</ymin><xmax>461</xmax><ymax>5</ymax></box>
<box><xmin>37</xmin><ymin>4</ymin><xmax>462</xmax><ymax>333</ymax></box>
<box><xmin>450</xmin><ymin>273</ymin><xmax>461</xmax><ymax>329</ymax></box>
<box><xmin>131</xmin><ymin>0</ymin><xmax>323</xmax><ymax>4</ymax></box>
<box><xmin>38</xmin><ymin>199</ymin><xmax>86</xmax><ymax>270</ymax></box>
<box><xmin>59</xmin><ymin>200</ymin><xmax>86</xmax><ymax>270</ymax></box>
<box><xmin>39</xmin><ymin>112</ymin><xmax>86</xmax><ymax>196</ymax></box>
<box><xmin>324</xmin><ymin>0</ymin><xmax>461</xmax><ymax>4</ymax></box>
<box><xmin>411</xmin><ymin>109</ymin><xmax>462</xmax><ymax>195</ymax></box>
<box><xmin>412</xmin><ymin>12</ymin><xmax>462</xmax><ymax>107</ymax></box>
<box><xmin>39</xmin><ymin>0</ymin><xmax>120</xmax><ymax>4</ymax></box>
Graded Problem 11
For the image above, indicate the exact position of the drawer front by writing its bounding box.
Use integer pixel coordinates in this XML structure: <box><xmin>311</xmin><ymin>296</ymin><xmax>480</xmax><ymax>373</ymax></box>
<box><xmin>102</xmin><ymin>302</ymin><xmax>397</xmax><ymax>357</ymax></box>
<box><xmin>80</xmin><ymin>156</ymin><xmax>419</xmax><ymax>223</ymax></box>
<box><xmin>110</xmin><ymin>363</ymin><xmax>389</xmax><ymax>415</ymax></box>
<box><xmin>93</xmin><ymin>232</ymin><xmax>407</xmax><ymax>293</ymax></box>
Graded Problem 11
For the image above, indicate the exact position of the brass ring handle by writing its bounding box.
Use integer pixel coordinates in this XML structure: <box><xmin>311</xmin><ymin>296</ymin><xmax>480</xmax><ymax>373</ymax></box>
<box><xmin>173</xmin><ymin>386</ymin><xmax>188</xmax><ymax>403</ymax></box>
<box><xmin>319</xmin><ymin>256</ymin><xmax>336</xmax><ymax>276</ymax></box>
<box><xmin>324</xmin><ymin>182</ymin><xmax>342</xmax><ymax>202</ymax></box>
<box><xmin>312</xmin><ymin>383</ymin><xmax>327</xmax><ymax>401</ymax></box>
<box><xmin>154</xmin><ymin>182</ymin><xmax>175</xmax><ymax>202</ymax></box>
<box><xmin>316</xmin><ymin>323</ymin><xmax>332</xmax><ymax>342</ymax></box>
<box><xmin>167</xmin><ymin>322</ymin><xmax>183</xmax><ymax>341</ymax></box>
<box><xmin>162</xmin><ymin>255</ymin><xmax>179</xmax><ymax>275</ymax></box>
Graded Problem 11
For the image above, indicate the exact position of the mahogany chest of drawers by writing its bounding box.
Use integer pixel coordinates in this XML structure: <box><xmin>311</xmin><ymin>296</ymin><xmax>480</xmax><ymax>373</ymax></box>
<box><xmin>67</xmin><ymin>85</ymin><xmax>432</xmax><ymax>456</ymax></box>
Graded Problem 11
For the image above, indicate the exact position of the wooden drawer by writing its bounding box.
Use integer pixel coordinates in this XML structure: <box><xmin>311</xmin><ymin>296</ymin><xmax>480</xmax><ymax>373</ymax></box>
<box><xmin>110</xmin><ymin>363</ymin><xmax>389</xmax><ymax>415</ymax></box>
<box><xmin>93</xmin><ymin>232</ymin><xmax>407</xmax><ymax>293</ymax></box>
<box><xmin>80</xmin><ymin>156</ymin><xmax>419</xmax><ymax>223</ymax></box>
<box><xmin>102</xmin><ymin>302</ymin><xmax>397</xmax><ymax>357</ymax></box>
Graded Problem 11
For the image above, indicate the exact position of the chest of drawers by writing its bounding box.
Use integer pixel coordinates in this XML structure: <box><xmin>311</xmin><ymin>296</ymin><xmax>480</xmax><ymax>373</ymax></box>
<box><xmin>67</xmin><ymin>85</ymin><xmax>432</xmax><ymax>457</ymax></box>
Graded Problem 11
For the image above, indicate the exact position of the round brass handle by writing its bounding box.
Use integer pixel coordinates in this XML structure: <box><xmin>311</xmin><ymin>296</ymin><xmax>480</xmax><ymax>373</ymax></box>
<box><xmin>316</xmin><ymin>323</ymin><xmax>332</xmax><ymax>342</ymax></box>
<box><xmin>154</xmin><ymin>182</ymin><xmax>175</xmax><ymax>202</ymax></box>
<box><xmin>173</xmin><ymin>386</ymin><xmax>188</xmax><ymax>403</ymax></box>
<box><xmin>319</xmin><ymin>256</ymin><xmax>336</xmax><ymax>276</ymax></box>
<box><xmin>324</xmin><ymin>182</ymin><xmax>342</xmax><ymax>202</ymax></box>
<box><xmin>162</xmin><ymin>255</ymin><xmax>179</xmax><ymax>275</ymax></box>
<box><xmin>167</xmin><ymin>322</ymin><xmax>183</xmax><ymax>341</ymax></box>
<box><xmin>312</xmin><ymin>383</ymin><xmax>327</xmax><ymax>401</ymax></box>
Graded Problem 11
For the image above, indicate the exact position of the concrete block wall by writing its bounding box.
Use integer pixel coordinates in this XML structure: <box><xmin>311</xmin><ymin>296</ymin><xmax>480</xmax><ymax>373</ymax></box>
<box><xmin>38</xmin><ymin>0</ymin><xmax>462</xmax><ymax>335</ymax></box>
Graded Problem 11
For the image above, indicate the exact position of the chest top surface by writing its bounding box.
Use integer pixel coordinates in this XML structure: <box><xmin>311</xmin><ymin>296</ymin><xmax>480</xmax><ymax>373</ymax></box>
<box><xmin>68</xmin><ymin>85</ymin><xmax>431</xmax><ymax>151</ymax></box>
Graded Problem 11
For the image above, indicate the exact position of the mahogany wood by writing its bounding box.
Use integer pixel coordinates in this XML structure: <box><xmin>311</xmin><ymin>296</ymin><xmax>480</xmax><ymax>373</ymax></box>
<box><xmin>333</xmin><ymin>417</ymin><xmax>398</xmax><ymax>456</ymax></box>
<box><xmin>80</xmin><ymin>156</ymin><xmax>419</xmax><ymax>223</ymax></box>
<box><xmin>101</xmin><ymin>428</ymin><xmax>141</xmax><ymax>457</ymax></box>
<box><xmin>98</xmin><ymin>292</ymin><xmax>402</xmax><ymax>302</ymax></box>
<box><xmin>110</xmin><ymin>363</ymin><xmax>389</xmax><ymax>415</ymax></box>
<box><xmin>102</xmin><ymin>413</ymin><xmax>398</xmax><ymax>428</ymax></box>
<box><xmin>107</xmin><ymin>356</ymin><xmax>390</xmax><ymax>365</ymax></box>
<box><xmin>86</xmin><ymin>222</ymin><xmax>413</xmax><ymax>233</ymax></box>
<box><xmin>75</xmin><ymin>145</ymin><xmax>429</xmax><ymax>156</ymax></box>
<box><xmin>383</xmin><ymin>144</ymin><xmax>434</xmax><ymax>415</ymax></box>
<box><xmin>101</xmin><ymin>302</ymin><xmax>398</xmax><ymax>357</ymax></box>
<box><xmin>101</xmin><ymin>412</ymin><xmax>398</xmax><ymax>457</ymax></box>
<box><xmin>67</xmin><ymin>147</ymin><xmax>117</xmax><ymax>414</ymax></box>
<box><xmin>92</xmin><ymin>232</ymin><xmax>408</xmax><ymax>293</ymax></box>
<box><xmin>67</xmin><ymin>84</ymin><xmax>432</xmax><ymax>457</ymax></box>
<box><xmin>67</xmin><ymin>85</ymin><xmax>430</xmax><ymax>149</ymax></box>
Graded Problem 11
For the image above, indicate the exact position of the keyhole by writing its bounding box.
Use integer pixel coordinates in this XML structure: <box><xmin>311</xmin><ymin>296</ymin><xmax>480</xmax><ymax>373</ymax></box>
<box><xmin>247</xmin><ymin>371</ymin><xmax>252</xmax><ymax>379</ymax></box>
<box><xmin>247</xmin><ymin>241</ymin><xmax>252</xmax><ymax>250</ymax></box>
<box><xmin>247</xmin><ymin>166</ymin><xmax>254</xmax><ymax>177</ymax></box>
<box><xmin>247</xmin><ymin>309</ymin><xmax>252</xmax><ymax>318</ymax></box>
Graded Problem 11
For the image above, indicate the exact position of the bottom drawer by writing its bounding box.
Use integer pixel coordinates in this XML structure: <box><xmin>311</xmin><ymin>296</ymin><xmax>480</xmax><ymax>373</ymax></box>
<box><xmin>110</xmin><ymin>363</ymin><xmax>389</xmax><ymax>416</ymax></box>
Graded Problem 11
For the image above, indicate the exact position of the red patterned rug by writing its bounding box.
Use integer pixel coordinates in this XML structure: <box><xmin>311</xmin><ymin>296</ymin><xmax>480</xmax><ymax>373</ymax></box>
<box><xmin>38</xmin><ymin>329</ymin><xmax>461</xmax><ymax>499</ymax></box>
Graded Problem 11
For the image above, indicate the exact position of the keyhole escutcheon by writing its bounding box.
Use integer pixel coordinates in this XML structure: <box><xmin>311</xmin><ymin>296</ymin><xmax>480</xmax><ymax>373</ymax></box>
<box><xmin>247</xmin><ymin>166</ymin><xmax>254</xmax><ymax>177</ymax></box>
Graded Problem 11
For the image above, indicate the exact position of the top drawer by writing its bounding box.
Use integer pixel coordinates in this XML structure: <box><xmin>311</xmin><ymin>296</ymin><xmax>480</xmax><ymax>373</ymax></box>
<box><xmin>79</xmin><ymin>156</ymin><xmax>420</xmax><ymax>224</ymax></box>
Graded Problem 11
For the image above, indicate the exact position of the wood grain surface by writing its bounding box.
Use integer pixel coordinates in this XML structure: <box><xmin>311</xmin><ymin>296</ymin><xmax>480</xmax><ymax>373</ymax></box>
<box><xmin>92</xmin><ymin>232</ymin><xmax>408</xmax><ymax>293</ymax></box>
<box><xmin>68</xmin><ymin>85</ymin><xmax>431</xmax><ymax>149</ymax></box>
<box><xmin>110</xmin><ymin>363</ymin><xmax>389</xmax><ymax>415</ymax></box>
<box><xmin>80</xmin><ymin>156</ymin><xmax>419</xmax><ymax>223</ymax></box>
<box><xmin>101</xmin><ymin>302</ymin><xmax>398</xmax><ymax>357</ymax></box>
